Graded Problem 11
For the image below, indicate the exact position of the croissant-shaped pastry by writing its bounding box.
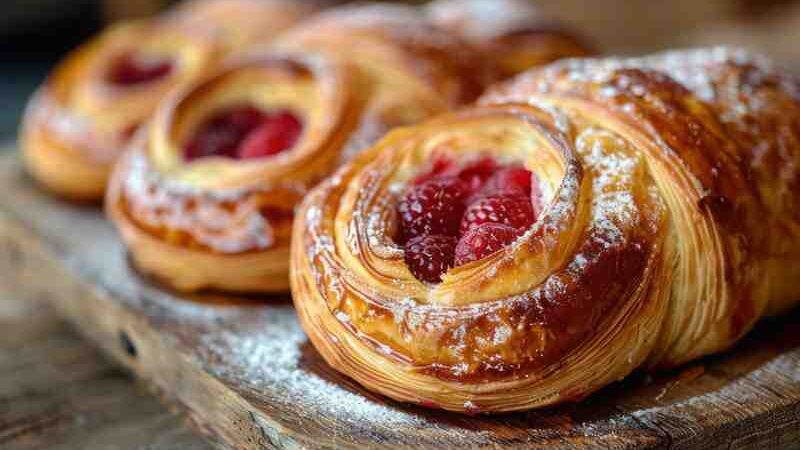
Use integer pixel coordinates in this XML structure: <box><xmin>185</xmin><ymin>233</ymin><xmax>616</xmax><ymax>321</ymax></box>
<box><xmin>107</xmin><ymin>4</ymin><xmax>518</xmax><ymax>293</ymax></box>
<box><xmin>290</xmin><ymin>48</ymin><xmax>800</xmax><ymax>413</ymax></box>
<box><xmin>425</xmin><ymin>0</ymin><xmax>591</xmax><ymax>77</ymax></box>
<box><xmin>20</xmin><ymin>18</ymin><xmax>220</xmax><ymax>200</ymax></box>
<box><xmin>167</xmin><ymin>0</ymin><xmax>316</xmax><ymax>52</ymax></box>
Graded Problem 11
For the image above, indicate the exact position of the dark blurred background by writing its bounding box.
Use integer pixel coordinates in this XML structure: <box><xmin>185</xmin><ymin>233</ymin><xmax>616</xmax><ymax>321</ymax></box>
<box><xmin>2</xmin><ymin>0</ymin><xmax>800</xmax><ymax>140</ymax></box>
<box><xmin>0</xmin><ymin>0</ymin><xmax>168</xmax><ymax>139</ymax></box>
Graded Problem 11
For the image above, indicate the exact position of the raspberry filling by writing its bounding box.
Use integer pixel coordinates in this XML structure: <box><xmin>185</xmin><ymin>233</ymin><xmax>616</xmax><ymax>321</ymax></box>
<box><xmin>396</xmin><ymin>156</ymin><xmax>542</xmax><ymax>283</ymax></box>
<box><xmin>107</xmin><ymin>52</ymin><xmax>174</xmax><ymax>86</ymax></box>
<box><xmin>184</xmin><ymin>105</ymin><xmax>303</xmax><ymax>161</ymax></box>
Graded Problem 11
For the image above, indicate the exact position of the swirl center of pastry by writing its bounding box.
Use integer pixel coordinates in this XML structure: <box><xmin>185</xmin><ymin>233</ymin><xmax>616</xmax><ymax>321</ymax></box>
<box><xmin>183</xmin><ymin>105</ymin><xmax>303</xmax><ymax>161</ymax></box>
<box><xmin>397</xmin><ymin>155</ymin><xmax>542</xmax><ymax>283</ymax></box>
<box><xmin>106</xmin><ymin>52</ymin><xmax>174</xmax><ymax>86</ymax></box>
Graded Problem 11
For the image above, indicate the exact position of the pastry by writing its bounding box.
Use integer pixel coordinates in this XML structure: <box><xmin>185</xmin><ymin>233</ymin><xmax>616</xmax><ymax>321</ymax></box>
<box><xmin>290</xmin><ymin>48</ymin><xmax>800</xmax><ymax>413</ymax></box>
<box><xmin>426</xmin><ymin>0</ymin><xmax>592</xmax><ymax>77</ymax></box>
<box><xmin>106</xmin><ymin>53</ymin><xmax>349</xmax><ymax>293</ymax></box>
<box><xmin>107</xmin><ymin>3</ymin><xmax>505</xmax><ymax>293</ymax></box>
<box><xmin>20</xmin><ymin>18</ymin><xmax>220</xmax><ymax>200</ymax></box>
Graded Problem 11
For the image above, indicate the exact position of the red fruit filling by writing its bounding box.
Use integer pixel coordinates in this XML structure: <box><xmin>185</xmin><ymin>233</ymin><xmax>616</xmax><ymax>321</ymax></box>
<box><xmin>459</xmin><ymin>192</ymin><xmax>535</xmax><ymax>235</ymax></box>
<box><xmin>403</xmin><ymin>235</ymin><xmax>457</xmax><ymax>283</ymax></box>
<box><xmin>184</xmin><ymin>105</ymin><xmax>303</xmax><ymax>161</ymax></box>
<box><xmin>396</xmin><ymin>156</ymin><xmax>541</xmax><ymax>283</ymax></box>
<box><xmin>397</xmin><ymin>176</ymin><xmax>469</xmax><ymax>243</ymax></box>
<box><xmin>238</xmin><ymin>112</ymin><xmax>303</xmax><ymax>160</ymax></box>
<box><xmin>451</xmin><ymin>155</ymin><xmax>498</xmax><ymax>193</ymax></box>
<box><xmin>482</xmin><ymin>165</ymin><xmax>533</xmax><ymax>197</ymax></box>
<box><xmin>107</xmin><ymin>52</ymin><xmax>173</xmax><ymax>86</ymax></box>
<box><xmin>455</xmin><ymin>223</ymin><xmax>523</xmax><ymax>266</ymax></box>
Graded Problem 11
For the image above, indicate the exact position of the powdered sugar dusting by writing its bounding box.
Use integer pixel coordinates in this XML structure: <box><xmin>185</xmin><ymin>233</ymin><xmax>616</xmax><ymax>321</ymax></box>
<box><xmin>198</xmin><ymin>311</ymin><xmax>428</xmax><ymax>427</ymax></box>
<box><xmin>121</xmin><ymin>149</ymin><xmax>300</xmax><ymax>253</ymax></box>
<box><xmin>27</xmin><ymin>88</ymin><xmax>126</xmax><ymax>163</ymax></box>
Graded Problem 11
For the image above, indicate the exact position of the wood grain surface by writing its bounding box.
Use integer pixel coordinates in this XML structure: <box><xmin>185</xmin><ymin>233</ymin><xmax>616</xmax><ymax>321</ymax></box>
<box><xmin>0</xmin><ymin>260</ymin><xmax>213</xmax><ymax>449</ymax></box>
<box><xmin>0</xmin><ymin>152</ymin><xmax>798</xmax><ymax>450</ymax></box>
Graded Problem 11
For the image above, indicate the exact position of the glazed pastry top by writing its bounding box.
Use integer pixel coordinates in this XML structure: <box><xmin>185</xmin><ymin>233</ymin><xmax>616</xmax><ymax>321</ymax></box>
<box><xmin>114</xmin><ymin>54</ymin><xmax>354</xmax><ymax>254</ymax></box>
<box><xmin>291</xmin><ymin>48</ymin><xmax>800</xmax><ymax>412</ymax></box>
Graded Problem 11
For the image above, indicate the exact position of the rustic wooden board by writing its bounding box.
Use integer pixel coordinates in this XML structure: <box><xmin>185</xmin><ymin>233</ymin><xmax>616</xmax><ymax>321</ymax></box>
<box><xmin>0</xmin><ymin>286</ymin><xmax>213</xmax><ymax>449</ymax></box>
<box><xmin>0</xmin><ymin>151</ymin><xmax>799</xmax><ymax>450</ymax></box>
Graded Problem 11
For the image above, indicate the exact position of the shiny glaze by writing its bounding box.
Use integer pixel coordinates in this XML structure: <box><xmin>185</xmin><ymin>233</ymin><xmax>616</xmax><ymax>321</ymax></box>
<box><xmin>484</xmin><ymin>47</ymin><xmax>800</xmax><ymax>351</ymax></box>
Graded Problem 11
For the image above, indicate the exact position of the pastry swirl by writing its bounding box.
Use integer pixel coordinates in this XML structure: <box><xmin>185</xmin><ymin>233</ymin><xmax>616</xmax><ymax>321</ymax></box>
<box><xmin>107</xmin><ymin>53</ymin><xmax>355</xmax><ymax>292</ymax></box>
<box><xmin>270</xmin><ymin>3</ymin><xmax>494</xmax><ymax>161</ymax></box>
<box><xmin>290</xmin><ymin>48</ymin><xmax>800</xmax><ymax>413</ymax></box>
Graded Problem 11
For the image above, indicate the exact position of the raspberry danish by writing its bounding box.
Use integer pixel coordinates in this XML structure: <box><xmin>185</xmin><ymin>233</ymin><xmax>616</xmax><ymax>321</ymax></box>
<box><xmin>106</xmin><ymin>53</ymin><xmax>352</xmax><ymax>293</ymax></box>
<box><xmin>291</xmin><ymin>48</ymin><xmax>800</xmax><ymax>413</ymax></box>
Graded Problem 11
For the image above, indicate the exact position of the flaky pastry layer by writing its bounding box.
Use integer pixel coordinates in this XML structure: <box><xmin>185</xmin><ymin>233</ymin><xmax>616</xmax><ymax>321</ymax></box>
<box><xmin>291</xmin><ymin>48</ymin><xmax>800</xmax><ymax>413</ymax></box>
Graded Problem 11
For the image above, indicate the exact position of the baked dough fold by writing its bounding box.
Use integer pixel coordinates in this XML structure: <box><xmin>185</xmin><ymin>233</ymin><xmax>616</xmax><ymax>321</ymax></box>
<box><xmin>291</xmin><ymin>48</ymin><xmax>800</xmax><ymax>412</ymax></box>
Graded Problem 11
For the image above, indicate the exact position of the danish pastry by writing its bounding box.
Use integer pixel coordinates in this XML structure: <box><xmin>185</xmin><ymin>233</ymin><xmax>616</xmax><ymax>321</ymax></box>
<box><xmin>270</xmin><ymin>3</ymin><xmax>493</xmax><ymax>160</ymax></box>
<box><xmin>106</xmin><ymin>53</ymin><xmax>352</xmax><ymax>292</ymax></box>
<box><xmin>290</xmin><ymin>48</ymin><xmax>800</xmax><ymax>413</ymax></box>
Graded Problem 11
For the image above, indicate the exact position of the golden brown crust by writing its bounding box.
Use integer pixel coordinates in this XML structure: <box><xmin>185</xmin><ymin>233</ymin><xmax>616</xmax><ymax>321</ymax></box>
<box><xmin>290</xmin><ymin>48</ymin><xmax>800</xmax><ymax>413</ymax></box>
<box><xmin>107</xmin><ymin>142</ymin><xmax>293</xmax><ymax>292</ymax></box>
<box><xmin>20</xmin><ymin>99</ymin><xmax>110</xmax><ymax>201</ymax></box>
<box><xmin>20</xmin><ymin>18</ymin><xmax>221</xmax><ymax>200</ymax></box>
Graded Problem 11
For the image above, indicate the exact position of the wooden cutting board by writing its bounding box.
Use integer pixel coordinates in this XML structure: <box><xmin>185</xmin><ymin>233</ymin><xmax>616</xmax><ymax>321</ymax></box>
<box><xmin>0</xmin><ymin>152</ymin><xmax>798</xmax><ymax>450</ymax></box>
